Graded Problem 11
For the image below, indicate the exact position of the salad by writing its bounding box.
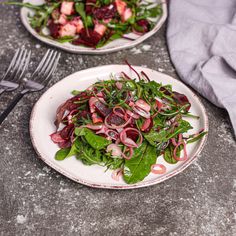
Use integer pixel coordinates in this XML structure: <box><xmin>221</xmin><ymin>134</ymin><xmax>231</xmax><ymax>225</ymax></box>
<box><xmin>50</xmin><ymin>63</ymin><xmax>207</xmax><ymax>184</ymax></box>
<box><xmin>7</xmin><ymin>0</ymin><xmax>162</xmax><ymax>48</ymax></box>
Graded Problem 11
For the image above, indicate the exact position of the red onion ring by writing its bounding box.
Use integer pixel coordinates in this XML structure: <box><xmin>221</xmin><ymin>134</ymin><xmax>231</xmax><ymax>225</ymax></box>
<box><xmin>105</xmin><ymin>129</ymin><xmax>119</xmax><ymax>140</ymax></box>
<box><xmin>113</xmin><ymin>106</ymin><xmax>126</xmax><ymax>119</ymax></box>
<box><xmin>86</xmin><ymin>124</ymin><xmax>103</xmax><ymax>130</ymax></box>
<box><xmin>121</xmin><ymin>147</ymin><xmax>134</xmax><ymax>160</ymax></box>
<box><xmin>135</xmin><ymin>99</ymin><xmax>151</xmax><ymax>112</ymax></box>
<box><xmin>107</xmin><ymin>144</ymin><xmax>122</xmax><ymax>157</ymax></box>
<box><xmin>126</xmin><ymin>110</ymin><xmax>140</xmax><ymax>119</ymax></box>
<box><xmin>132</xmin><ymin>106</ymin><xmax>150</xmax><ymax>118</ymax></box>
<box><xmin>115</xmin><ymin>82</ymin><xmax>123</xmax><ymax>90</ymax></box>
<box><xmin>120</xmin><ymin>128</ymin><xmax>143</xmax><ymax>148</ymax></box>
<box><xmin>151</xmin><ymin>164</ymin><xmax>166</xmax><ymax>174</ymax></box>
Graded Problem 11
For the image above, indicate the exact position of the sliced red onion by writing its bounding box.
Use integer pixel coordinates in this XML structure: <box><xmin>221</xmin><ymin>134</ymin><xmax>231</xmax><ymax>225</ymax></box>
<box><xmin>105</xmin><ymin>129</ymin><xmax>119</xmax><ymax>140</ymax></box>
<box><xmin>86</xmin><ymin>124</ymin><xmax>103</xmax><ymax>130</ymax></box>
<box><xmin>115</xmin><ymin>82</ymin><xmax>123</xmax><ymax>90</ymax></box>
<box><xmin>141</xmin><ymin>118</ymin><xmax>153</xmax><ymax>132</ymax></box>
<box><xmin>67</xmin><ymin>109</ymin><xmax>78</xmax><ymax>124</ymax></box>
<box><xmin>120</xmin><ymin>128</ymin><xmax>143</xmax><ymax>148</ymax></box>
<box><xmin>126</xmin><ymin>110</ymin><xmax>140</xmax><ymax>119</ymax></box>
<box><xmin>151</xmin><ymin>164</ymin><xmax>166</xmax><ymax>174</ymax></box>
<box><xmin>135</xmin><ymin>99</ymin><xmax>151</xmax><ymax>112</ymax></box>
<box><xmin>111</xmin><ymin>168</ymin><xmax>123</xmax><ymax>181</ymax></box>
<box><xmin>121</xmin><ymin>147</ymin><xmax>134</xmax><ymax>160</ymax></box>
<box><xmin>50</xmin><ymin>132</ymin><xmax>65</xmax><ymax>143</ymax></box>
<box><xmin>96</xmin><ymin>125</ymin><xmax>108</xmax><ymax>134</ymax></box>
<box><xmin>115</xmin><ymin>138</ymin><xmax>121</xmax><ymax>145</ymax></box>
<box><xmin>171</xmin><ymin>138</ymin><xmax>178</xmax><ymax>147</ymax></box>
<box><xmin>89</xmin><ymin>97</ymin><xmax>98</xmax><ymax>113</ymax></box>
<box><xmin>173</xmin><ymin>141</ymin><xmax>188</xmax><ymax>161</ymax></box>
<box><xmin>107</xmin><ymin>144</ymin><xmax>122</xmax><ymax>157</ymax></box>
<box><xmin>113</xmin><ymin>106</ymin><xmax>125</xmax><ymax>119</ymax></box>
<box><xmin>132</xmin><ymin>106</ymin><xmax>150</xmax><ymax>118</ymax></box>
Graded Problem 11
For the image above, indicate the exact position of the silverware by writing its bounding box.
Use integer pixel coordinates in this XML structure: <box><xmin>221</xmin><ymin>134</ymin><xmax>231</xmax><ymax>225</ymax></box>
<box><xmin>0</xmin><ymin>49</ymin><xmax>61</xmax><ymax>125</ymax></box>
<box><xmin>0</xmin><ymin>48</ymin><xmax>31</xmax><ymax>95</ymax></box>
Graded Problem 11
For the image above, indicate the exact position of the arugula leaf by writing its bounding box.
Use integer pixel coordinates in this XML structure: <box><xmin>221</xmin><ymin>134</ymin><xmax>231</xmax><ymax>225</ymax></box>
<box><xmin>75</xmin><ymin>139</ymin><xmax>103</xmax><ymax>165</ymax></box>
<box><xmin>2</xmin><ymin>2</ymin><xmax>44</xmax><ymax>9</ymax></box>
<box><xmin>187</xmin><ymin>132</ymin><xmax>207</xmax><ymax>144</ymax></box>
<box><xmin>144</xmin><ymin>129</ymin><xmax>167</xmax><ymax>146</ymax></box>
<box><xmin>123</xmin><ymin>142</ymin><xmax>159</xmax><ymax>184</ymax></box>
<box><xmin>75</xmin><ymin>2</ymin><xmax>87</xmax><ymax>29</ymax></box>
<box><xmin>56</xmin><ymin>36</ymin><xmax>75</xmax><ymax>43</ymax></box>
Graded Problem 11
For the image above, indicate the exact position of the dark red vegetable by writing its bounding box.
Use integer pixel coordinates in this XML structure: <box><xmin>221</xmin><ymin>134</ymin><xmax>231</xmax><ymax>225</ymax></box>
<box><xmin>93</xmin><ymin>4</ymin><xmax>117</xmax><ymax>20</ymax></box>
<box><xmin>135</xmin><ymin>19</ymin><xmax>150</xmax><ymax>33</ymax></box>
<box><xmin>173</xmin><ymin>91</ymin><xmax>191</xmax><ymax>111</ymax></box>
<box><xmin>73</xmin><ymin>28</ymin><xmax>102</xmax><ymax>47</ymax></box>
<box><xmin>94</xmin><ymin>101</ymin><xmax>112</xmax><ymax>117</ymax></box>
<box><xmin>48</xmin><ymin>21</ymin><xmax>60</xmax><ymax>38</ymax></box>
<box><xmin>85</xmin><ymin>0</ymin><xmax>96</xmax><ymax>14</ymax></box>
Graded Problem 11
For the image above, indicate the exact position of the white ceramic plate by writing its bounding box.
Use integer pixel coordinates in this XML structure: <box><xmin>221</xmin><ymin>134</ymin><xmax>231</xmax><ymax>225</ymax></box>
<box><xmin>30</xmin><ymin>65</ymin><xmax>208</xmax><ymax>189</ymax></box>
<box><xmin>20</xmin><ymin>0</ymin><xmax>167</xmax><ymax>54</ymax></box>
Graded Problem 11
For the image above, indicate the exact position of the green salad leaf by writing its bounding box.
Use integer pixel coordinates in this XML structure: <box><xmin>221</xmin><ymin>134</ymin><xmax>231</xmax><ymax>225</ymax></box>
<box><xmin>123</xmin><ymin>142</ymin><xmax>159</xmax><ymax>184</ymax></box>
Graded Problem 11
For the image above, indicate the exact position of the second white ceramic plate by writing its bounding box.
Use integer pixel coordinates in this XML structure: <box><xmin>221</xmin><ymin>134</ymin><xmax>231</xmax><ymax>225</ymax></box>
<box><xmin>20</xmin><ymin>0</ymin><xmax>167</xmax><ymax>54</ymax></box>
<box><xmin>30</xmin><ymin>65</ymin><xmax>208</xmax><ymax>189</ymax></box>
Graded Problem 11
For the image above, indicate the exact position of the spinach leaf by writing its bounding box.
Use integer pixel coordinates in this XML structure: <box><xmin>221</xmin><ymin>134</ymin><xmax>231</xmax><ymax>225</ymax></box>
<box><xmin>84</xmin><ymin>129</ymin><xmax>111</xmax><ymax>150</ymax></box>
<box><xmin>55</xmin><ymin>148</ymin><xmax>70</xmax><ymax>161</ymax></box>
<box><xmin>75</xmin><ymin>127</ymin><xmax>111</xmax><ymax>150</ymax></box>
<box><xmin>123</xmin><ymin>142</ymin><xmax>159</xmax><ymax>184</ymax></box>
<box><xmin>163</xmin><ymin>144</ymin><xmax>179</xmax><ymax>164</ymax></box>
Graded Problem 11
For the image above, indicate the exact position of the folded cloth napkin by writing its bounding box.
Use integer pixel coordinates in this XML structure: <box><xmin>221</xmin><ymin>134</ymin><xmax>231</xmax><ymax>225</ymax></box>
<box><xmin>167</xmin><ymin>0</ymin><xmax>236</xmax><ymax>136</ymax></box>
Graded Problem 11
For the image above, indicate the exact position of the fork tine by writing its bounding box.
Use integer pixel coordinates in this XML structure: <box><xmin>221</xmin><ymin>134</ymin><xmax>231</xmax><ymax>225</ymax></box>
<box><xmin>32</xmin><ymin>49</ymin><xmax>51</xmax><ymax>78</ymax></box>
<box><xmin>8</xmin><ymin>49</ymin><xmax>25</xmax><ymax>82</ymax></box>
<box><xmin>41</xmin><ymin>52</ymin><xmax>61</xmax><ymax>85</ymax></box>
<box><xmin>12</xmin><ymin>49</ymin><xmax>28</xmax><ymax>81</ymax></box>
<box><xmin>37</xmin><ymin>50</ymin><xmax>55</xmax><ymax>77</ymax></box>
<box><xmin>1</xmin><ymin>48</ymin><xmax>20</xmax><ymax>80</ymax></box>
<box><xmin>18</xmin><ymin>50</ymin><xmax>31</xmax><ymax>80</ymax></box>
<box><xmin>40</xmin><ymin>51</ymin><xmax>58</xmax><ymax>80</ymax></box>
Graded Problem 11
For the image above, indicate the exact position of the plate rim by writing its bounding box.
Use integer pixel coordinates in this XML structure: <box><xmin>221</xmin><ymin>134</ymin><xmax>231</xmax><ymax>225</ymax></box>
<box><xmin>20</xmin><ymin>0</ymin><xmax>168</xmax><ymax>54</ymax></box>
<box><xmin>29</xmin><ymin>64</ymin><xmax>209</xmax><ymax>189</ymax></box>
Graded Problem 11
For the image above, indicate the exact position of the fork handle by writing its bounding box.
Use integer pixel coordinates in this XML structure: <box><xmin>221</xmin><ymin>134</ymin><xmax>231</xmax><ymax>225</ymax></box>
<box><xmin>0</xmin><ymin>92</ymin><xmax>26</xmax><ymax>125</ymax></box>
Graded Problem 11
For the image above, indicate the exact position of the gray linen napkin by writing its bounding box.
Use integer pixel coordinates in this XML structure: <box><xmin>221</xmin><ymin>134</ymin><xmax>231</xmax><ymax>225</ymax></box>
<box><xmin>167</xmin><ymin>0</ymin><xmax>236</xmax><ymax>136</ymax></box>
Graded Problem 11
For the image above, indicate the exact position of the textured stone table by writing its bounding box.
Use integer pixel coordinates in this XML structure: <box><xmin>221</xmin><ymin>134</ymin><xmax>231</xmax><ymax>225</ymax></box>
<box><xmin>0</xmin><ymin>4</ymin><xmax>235</xmax><ymax>236</ymax></box>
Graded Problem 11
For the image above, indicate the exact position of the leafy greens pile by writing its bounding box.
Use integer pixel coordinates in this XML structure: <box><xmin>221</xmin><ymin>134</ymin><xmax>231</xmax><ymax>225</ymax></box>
<box><xmin>50</xmin><ymin>65</ymin><xmax>206</xmax><ymax>184</ymax></box>
<box><xmin>6</xmin><ymin>0</ymin><xmax>162</xmax><ymax>48</ymax></box>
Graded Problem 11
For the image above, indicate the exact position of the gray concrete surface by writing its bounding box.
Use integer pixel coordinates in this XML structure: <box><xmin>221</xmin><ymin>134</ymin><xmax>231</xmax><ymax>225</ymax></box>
<box><xmin>0</xmin><ymin>3</ymin><xmax>236</xmax><ymax>236</ymax></box>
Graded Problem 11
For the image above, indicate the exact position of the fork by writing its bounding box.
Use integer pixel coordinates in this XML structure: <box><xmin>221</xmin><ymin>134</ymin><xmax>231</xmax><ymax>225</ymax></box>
<box><xmin>0</xmin><ymin>48</ymin><xmax>31</xmax><ymax>95</ymax></box>
<box><xmin>0</xmin><ymin>49</ymin><xmax>61</xmax><ymax>125</ymax></box>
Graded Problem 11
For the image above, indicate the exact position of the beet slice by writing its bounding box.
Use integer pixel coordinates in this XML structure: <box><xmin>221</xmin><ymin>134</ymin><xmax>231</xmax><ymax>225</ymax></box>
<box><xmin>58</xmin><ymin>140</ymin><xmax>71</xmax><ymax>148</ymax></box>
<box><xmin>94</xmin><ymin>101</ymin><xmax>112</xmax><ymax>117</ymax></box>
<box><xmin>93</xmin><ymin>4</ymin><xmax>117</xmax><ymax>20</ymax></box>
<box><xmin>60</xmin><ymin>124</ymin><xmax>74</xmax><ymax>140</ymax></box>
<box><xmin>135</xmin><ymin>19</ymin><xmax>150</xmax><ymax>33</ymax></box>
<box><xmin>106</xmin><ymin>113</ymin><xmax>125</xmax><ymax>126</ymax></box>
<box><xmin>85</xmin><ymin>0</ymin><xmax>96</xmax><ymax>15</ymax></box>
<box><xmin>48</xmin><ymin>21</ymin><xmax>60</xmax><ymax>39</ymax></box>
<box><xmin>173</xmin><ymin>92</ymin><xmax>191</xmax><ymax>111</ymax></box>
